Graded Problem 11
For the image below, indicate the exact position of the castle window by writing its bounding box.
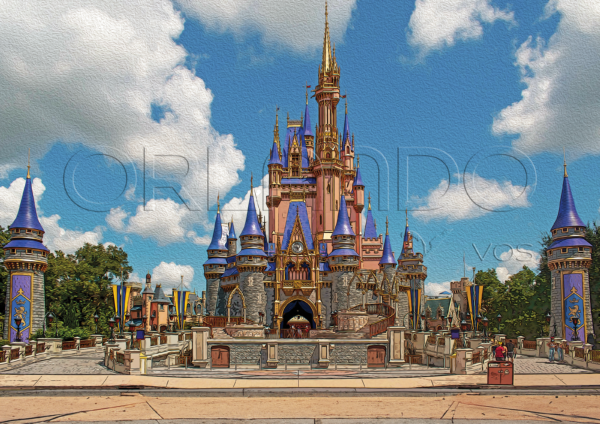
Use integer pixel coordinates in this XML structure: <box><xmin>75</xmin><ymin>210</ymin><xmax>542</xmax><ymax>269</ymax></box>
<box><xmin>160</xmin><ymin>304</ymin><xmax>164</xmax><ymax>311</ymax></box>
<box><xmin>10</xmin><ymin>249</ymin><xmax>15</xmax><ymax>254</ymax></box>
<box><xmin>26</xmin><ymin>229</ymin><xmax>31</xmax><ymax>233</ymax></box>
<box><xmin>320</xmin><ymin>215</ymin><xmax>322</xmax><ymax>225</ymax></box>
<box><xmin>578</xmin><ymin>247</ymin><xmax>584</xmax><ymax>252</ymax></box>
<box><xmin>562</xmin><ymin>228</ymin><xmax>568</xmax><ymax>233</ymax></box>
<box><xmin>561</xmin><ymin>248</ymin><xmax>568</xmax><ymax>253</ymax></box>
<box><xmin>26</xmin><ymin>249</ymin><xmax>32</xmax><ymax>254</ymax></box>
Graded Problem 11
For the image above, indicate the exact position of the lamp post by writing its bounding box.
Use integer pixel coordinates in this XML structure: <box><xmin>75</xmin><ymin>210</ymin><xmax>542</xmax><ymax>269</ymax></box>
<box><xmin>496</xmin><ymin>313</ymin><xmax>502</xmax><ymax>334</ymax></box>
<box><xmin>169</xmin><ymin>308</ymin><xmax>176</xmax><ymax>332</ymax></box>
<box><xmin>420</xmin><ymin>312</ymin><xmax>427</xmax><ymax>331</ymax></box>
<box><xmin>114</xmin><ymin>315</ymin><xmax>121</xmax><ymax>338</ymax></box>
<box><xmin>545</xmin><ymin>312</ymin><xmax>551</xmax><ymax>337</ymax></box>
<box><xmin>482</xmin><ymin>317</ymin><xmax>489</xmax><ymax>343</ymax></box>
<box><xmin>127</xmin><ymin>320</ymin><xmax>137</xmax><ymax>349</ymax></box>
<box><xmin>43</xmin><ymin>312</ymin><xmax>55</xmax><ymax>338</ymax></box>
<box><xmin>441</xmin><ymin>315</ymin><xmax>446</xmax><ymax>332</ymax></box>
<box><xmin>142</xmin><ymin>315</ymin><xmax>147</xmax><ymax>330</ymax></box>
<box><xmin>14</xmin><ymin>317</ymin><xmax>22</xmax><ymax>342</ymax></box>
<box><xmin>571</xmin><ymin>316</ymin><xmax>580</xmax><ymax>342</ymax></box>
<box><xmin>476</xmin><ymin>313</ymin><xmax>482</xmax><ymax>334</ymax></box>
<box><xmin>466</xmin><ymin>311</ymin><xmax>471</xmax><ymax>331</ymax></box>
<box><xmin>151</xmin><ymin>310</ymin><xmax>156</xmax><ymax>331</ymax></box>
<box><xmin>108</xmin><ymin>317</ymin><xmax>115</xmax><ymax>342</ymax></box>
<box><xmin>124</xmin><ymin>312</ymin><xmax>130</xmax><ymax>336</ymax></box>
<box><xmin>93</xmin><ymin>314</ymin><xmax>99</xmax><ymax>334</ymax></box>
<box><xmin>460</xmin><ymin>319</ymin><xmax>468</xmax><ymax>348</ymax></box>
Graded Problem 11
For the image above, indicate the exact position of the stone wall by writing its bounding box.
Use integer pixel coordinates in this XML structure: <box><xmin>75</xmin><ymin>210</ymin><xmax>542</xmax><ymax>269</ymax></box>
<box><xmin>330</xmin><ymin>343</ymin><xmax>378</xmax><ymax>365</ymax></box>
<box><xmin>279</xmin><ymin>344</ymin><xmax>317</xmax><ymax>365</ymax></box>
<box><xmin>321</xmin><ymin>287</ymin><xmax>332</xmax><ymax>327</ymax></box>
<box><xmin>212</xmin><ymin>343</ymin><xmax>262</xmax><ymax>365</ymax></box>
<box><xmin>215</xmin><ymin>286</ymin><xmax>227</xmax><ymax>317</ymax></box>
<box><xmin>332</xmin><ymin>271</ymin><xmax>362</xmax><ymax>312</ymax></box>
<box><xmin>206</xmin><ymin>278</ymin><xmax>220</xmax><ymax>315</ymax></box>
<box><xmin>240</xmin><ymin>271</ymin><xmax>266</xmax><ymax>323</ymax></box>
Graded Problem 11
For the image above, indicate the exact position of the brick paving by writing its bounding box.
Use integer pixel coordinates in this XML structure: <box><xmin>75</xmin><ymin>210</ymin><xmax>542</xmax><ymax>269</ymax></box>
<box><xmin>1</xmin><ymin>352</ymin><xmax>116</xmax><ymax>375</ymax></box>
<box><xmin>512</xmin><ymin>355</ymin><xmax>592</xmax><ymax>374</ymax></box>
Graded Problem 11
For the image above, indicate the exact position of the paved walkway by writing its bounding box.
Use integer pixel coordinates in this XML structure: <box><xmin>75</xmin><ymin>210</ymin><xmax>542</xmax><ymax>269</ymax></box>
<box><xmin>3</xmin><ymin>394</ymin><xmax>600</xmax><ymax>423</ymax></box>
<box><xmin>512</xmin><ymin>356</ymin><xmax>592</xmax><ymax>374</ymax></box>
<box><xmin>2</xmin><ymin>353</ymin><xmax>116</xmax><ymax>375</ymax></box>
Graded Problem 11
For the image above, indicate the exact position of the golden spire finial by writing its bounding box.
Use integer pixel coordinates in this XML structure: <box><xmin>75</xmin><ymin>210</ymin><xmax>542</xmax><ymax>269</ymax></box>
<box><xmin>322</xmin><ymin>1</ymin><xmax>332</xmax><ymax>73</ymax></box>
<box><xmin>405</xmin><ymin>209</ymin><xmax>408</xmax><ymax>227</ymax></box>
<box><xmin>217</xmin><ymin>192</ymin><xmax>220</xmax><ymax>213</ymax></box>
<box><xmin>368</xmin><ymin>192</ymin><xmax>371</xmax><ymax>210</ymax></box>
<box><xmin>563</xmin><ymin>147</ymin><xmax>568</xmax><ymax>177</ymax></box>
<box><xmin>357</xmin><ymin>155</ymin><xmax>360</xmax><ymax>167</ymax></box>
<box><xmin>27</xmin><ymin>148</ymin><xmax>30</xmax><ymax>179</ymax></box>
<box><xmin>386</xmin><ymin>216</ymin><xmax>389</xmax><ymax>235</ymax></box>
<box><xmin>250</xmin><ymin>173</ymin><xmax>253</xmax><ymax>191</ymax></box>
<box><xmin>345</xmin><ymin>91</ymin><xmax>348</xmax><ymax>114</ymax></box>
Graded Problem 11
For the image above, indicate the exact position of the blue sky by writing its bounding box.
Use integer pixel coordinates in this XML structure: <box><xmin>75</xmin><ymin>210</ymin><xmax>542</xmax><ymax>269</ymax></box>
<box><xmin>1</xmin><ymin>0</ymin><xmax>600</xmax><ymax>294</ymax></box>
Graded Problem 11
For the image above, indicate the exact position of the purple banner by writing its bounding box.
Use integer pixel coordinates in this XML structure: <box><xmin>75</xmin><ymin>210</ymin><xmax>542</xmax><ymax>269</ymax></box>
<box><xmin>10</xmin><ymin>274</ymin><xmax>32</xmax><ymax>343</ymax></box>
<box><xmin>563</xmin><ymin>273</ymin><xmax>585</xmax><ymax>342</ymax></box>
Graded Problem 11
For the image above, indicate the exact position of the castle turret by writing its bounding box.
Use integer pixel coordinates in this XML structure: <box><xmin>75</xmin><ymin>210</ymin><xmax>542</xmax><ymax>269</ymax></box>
<box><xmin>361</xmin><ymin>193</ymin><xmax>383</xmax><ymax>270</ymax></box>
<box><xmin>397</xmin><ymin>212</ymin><xmax>426</xmax><ymax>328</ymax></box>
<box><xmin>547</xmin><ymin>159</ymin><xmax>593</xmax><ymax>341</ymax></box>
<box><xmin>328</xmin><ymin>195</ymin><xmax>360</xmax><ymax>311</ymax></box>
<box><xmin>142</xmin><ymin>271</ymin><xmax>154</xmax><ymax>332</ymax></box>
<box><xmin>204</xmin><ymin>196</ymin><xmax>227</xmax><ymax>316</ymax></box>
<box><xmin>227</xmin><ymin>218</ymin><xmax>237</xmax><ymax>257</ymax></box>
<box><xmin>3</xmin><ymin>161</ymin><xmax>48</xmax><ymax>342</ymax></box>
<box><xmin>352</xmin><ymin>157</ymin><xmax>364</xmax><ymax>212</ymax></box>
<box><xmin>237</xmin><ymin>178</ymin><xmax>268</xmax><ymax>322</ymax></box>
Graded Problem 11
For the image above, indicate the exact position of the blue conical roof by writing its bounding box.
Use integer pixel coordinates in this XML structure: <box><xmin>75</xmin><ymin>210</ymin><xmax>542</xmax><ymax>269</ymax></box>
<box><xmin>379</xmin><ymin>232</ymin><xmax>395</xmax><ymax>265</ymax></box>
<box><xmin>228</xmin><ymin>220</ymin><xmax>237</xmax><ymax>240</ymax></box>
<box><xmin>240</xmin><ymin>191</ymin><xmax>264</xmax><ymax>237</ymax></box>
<box><xmin>207</xmin><ymin>211</ymin><xmax>227</xmax><ymax>251</ymax></box>
<box><xmin>303</xmin><ymin>102</ymin><xmax>313</xmax><ymax>137</ymax></box>
<box><xmin>10</xmin><ymin>176</ymin><xmax>44</xmax><ymax>232</ymax></box>
<box><xmin>342</xmin><ymin>108</ymin><xmax>350</xmax><ymax>146</ymax></box>
<box><xmin>332</xmin><ymin>195</ymin><xmax>355</xmax><ymax>236</ymax></box>
<box><xmin>353</xmin><ymin>167</ymin><xmax>364</xmax><ymax>187</ymax></box>
<box><xmin>364</xmin><ymin>209</ymin><xmax>377</xmax><ymax>239</ymax></box>
<box><xmin>268</xmin><ymin>142</ymin><xmax>282</xmax><ymax>166</ymax></box>
<box><xmin>551</xmin><ymin>174</ymin><xmax>585</xmax><ymax>230</ymax></box>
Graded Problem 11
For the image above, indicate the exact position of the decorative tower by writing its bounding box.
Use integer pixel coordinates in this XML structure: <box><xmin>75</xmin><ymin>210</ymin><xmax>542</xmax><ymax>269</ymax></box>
<box><xmin>362</xmin><ymin>194</ymin><xmax>383</xmax><ymax>270</ymax></box>
<box><xmin>3</xmin><ymin>160</ymin><xmax>48</xmax><ymax>342</ymax></box>
<box><xmin>313</xmin><ymin>2</ymin><xmax>343</xmax><ymax>247</ymax></box>
<box><xmin>227</xmin><ymin>218</ymin><xmax>237</xmax><ymax>258</ymax></box>
<box><xmin>547</xmin><ymin>160</ymin><xmax>593</xmax><ymax>341</ymax></box>
<box><xmin>238</xmin><ymin>178</ymin><xmax>268</xmax><ymax>322</ymax></box>
<box><xmin>141</xmin><ymin>271</ymin><xmax>154</xmax><ymax>332</ymax></box>
<box><xmin>328</xmin><ymin>195</ymin><xmax>360</xmax><ymax>311</ymax></box>
<box><xmin>396</xmin><ymin>212</ymin><xmax>426</xmax><ymax>328</ymax></box>
<box><xmin>303</xmin><ymin>88</ymin><xmax>314</xmax><ymax>160</ymax></box>
<box><xmin>204</xmin><ymin>196</ymin><xmax>227</xmax><ymax>316</ymax></box>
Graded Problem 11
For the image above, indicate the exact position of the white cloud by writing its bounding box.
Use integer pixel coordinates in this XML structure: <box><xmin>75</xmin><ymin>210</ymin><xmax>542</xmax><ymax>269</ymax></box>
<box><xmin>176</xmin><ymin>0</ymin><xmax>357</xmax><ymax>53</ymax></box>
<box><xmin>493</xmin><ymin>2</ymin><xmax>600</xmax><ymax>156</ymax></box>
<box><xmin>221</xmin><ymin>174</ymin><xmax>270</xmax><ymax>242</ymax></box>
<box><xmin>413</xmin><ymin>173</ymin><xmax>531</xmax><ymax>222</ymax></box>
<box><xmin>40</xmin><ymin>215</ymin><xmax>103</xmax><ymax>253</ymax></box>
<box><xmin>0</xmin><ymin>178</ymin><xmax>45</xmax><ymax>227</ymax></box>
<box><xmin>106</xmin><ymin>198</ymin><xmax>206</xmax><ymax>246</ymax></box>
<box><xmin>0</xmin><ymin>177</ymin><xmax>103</xmax><ymax>254</ymax></box>
<box><xmin>0</xmin><ymin>0</ymin><xmax>244</xmax><ymax>219</ymax></box>
<box><xmin>425</xmin><ymin>281</ymin><xmax>451</xmax><ymax>296</ymax></box>
<box><xmin>495</xmin><ymin>247</ymin><xmax>540</xmax><ymax>283</ymax></box>
<box><xmin>407</xmin><ymin>0</ymin><xmax>514</xmax><ymax>56</ymax></box>
<box><xmin>152</xmin><ymin>261</ymin><xmax>194</xmax><ymax>293</ymax></box>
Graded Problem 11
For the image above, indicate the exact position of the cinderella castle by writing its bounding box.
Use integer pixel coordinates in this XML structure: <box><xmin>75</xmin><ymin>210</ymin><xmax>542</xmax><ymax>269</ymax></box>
<box><xmin>203</xmin><ymin>5</ymin><xmax>428</xmax><ymax>332</ymax></box>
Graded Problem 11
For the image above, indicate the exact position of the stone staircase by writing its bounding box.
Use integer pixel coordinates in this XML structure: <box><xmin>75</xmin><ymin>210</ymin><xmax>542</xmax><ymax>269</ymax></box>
<box><xmin>211</xmin><ymin>328</ymin><xmax>232</xmax><ymax>339</ymax></box>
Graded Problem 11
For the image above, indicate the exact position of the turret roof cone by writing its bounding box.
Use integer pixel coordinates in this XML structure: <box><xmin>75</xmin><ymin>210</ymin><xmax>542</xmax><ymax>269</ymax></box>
<box><xmin>332</xmin><ymin>195</ymin><xmax>355</xmax><ymax>236</ymax></box>
<box><xmin>551</xmin><ymin>163</ymin><xmax>585</xmax><ymax>230</ymax></box>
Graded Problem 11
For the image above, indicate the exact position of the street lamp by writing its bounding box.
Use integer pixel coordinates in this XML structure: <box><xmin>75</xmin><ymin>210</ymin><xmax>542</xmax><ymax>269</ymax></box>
<box><xmin>571</xmin><ymin>316</ymin><xmax>580</xmax><ymax>341</ymax></box>
<box><xmin>142</xmin><ymin>315</ymin><xmax>147</xmax><ymax>330</ymax></box>
<box><xmin>114</xmin><ymin>315</ymin><xmax>121</xmax><ymax>338</ymax></box>
<box><xmin>14</xmin><ymin>316</ymin><xmax>22</xmax><ymax>342</ymax></box>
<box><xmin>496</xmin><ymin>313</ymin><xmax>502</xmax><ymax>334</ymax></box>
<box><xmin>545</xmin><ymin>312</ymin><xmax>552</xmax><ymax>337</ymax></box>
<box><xmin>460</xmin><ymin>319</ymin><xmax>468</xmax><ymax>348</ymax></box>
<box><xmin>43</xmin><ymin>312</ymin><xmax>55</xmax><ymax>338</ymax></box>
<box><xmin>466</xmin><ymin>311</ymin><xmax>471</xmax><ymax>330</ymax></box>
<box><xmin>476</xmin><ymin>313</ymin><xmax>482</xmax><ymax>333</ymax></box>
<box><xmin>108</xmin><ymin>317</ymin><xmax>116</xmax><ymax>342</ymax></box>
<box><xmin>420</xmin><ymin>312</ymin><xmax>427</xmax><ymax>331</ymax></box>
<box><xmin>93</xmin><ymin>314</ymin><xmax>99</xmax><ymax>334</ymax></box>
<box><xmin>482</xmin><ymin>317</ymin><xmax>489</xmax><ymax>342</ymax></box>
<box><xmin>169</xmin><ymin>308</ymin><xmax>176</xmax><ymax>332</ymax></box>
<box><xmin>151</xmin><ymin>310</ymin><xmax>156</xmax><ymax>331</ymax></box>
<box><xmin>127</xmin><ymin>320</ymin><xmax>137</xmax><ymax>349</ymax></box>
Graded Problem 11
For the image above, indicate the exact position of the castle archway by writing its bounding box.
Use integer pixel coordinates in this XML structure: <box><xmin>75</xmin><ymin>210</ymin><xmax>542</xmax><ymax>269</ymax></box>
<box><xmin>280</xmin><ymin>297</ymin><xmax>317</xmax><ymax>330</ymax></box>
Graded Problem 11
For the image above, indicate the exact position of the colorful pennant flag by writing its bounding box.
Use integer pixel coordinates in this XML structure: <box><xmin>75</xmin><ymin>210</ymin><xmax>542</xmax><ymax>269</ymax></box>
<box><xmin>172</xmin><ymin>289</ymin><xmax>190</xmax><ymax>330</ymax></box>
<box><xmin>112</xmin><ymin>284</ymin><xmax>131</xmax><ymax>332</ymax></box>
<box><xmin>407</xmin><ymin>288</ymin><xmax>422</xmax><ymax>330</ymax></box>
<box><xmin>466</xmin><ymin>284</ymin><xmax>483</xmax><ymax>328</ymax></box>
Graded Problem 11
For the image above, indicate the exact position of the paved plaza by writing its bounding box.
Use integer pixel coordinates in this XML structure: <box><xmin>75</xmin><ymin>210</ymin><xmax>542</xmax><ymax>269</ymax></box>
<box><xmin>2</xmin><ymin>353</ymin><xmax>116</xmax><ymax>375</ymax></box>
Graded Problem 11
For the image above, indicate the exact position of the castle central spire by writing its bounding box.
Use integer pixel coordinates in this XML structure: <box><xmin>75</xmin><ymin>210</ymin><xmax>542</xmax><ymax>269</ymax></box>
<box><xmin>322</xmin><ymin>2</ymin><xmax>332</xmax><ymax>73</ymax></box>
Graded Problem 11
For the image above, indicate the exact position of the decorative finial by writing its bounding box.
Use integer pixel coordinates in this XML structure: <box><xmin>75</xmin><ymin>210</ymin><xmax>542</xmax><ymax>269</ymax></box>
<box><xmin>386</xmin><ymin>216</ymin><xmax>389</xmax><ymax>235</ymax></box>
<box><xmin>345</xmin><ymin>91</ymin><xmax>347</xmax><ymax>114</ymax></box>
<box><xmin>217</xmin><ymin>192</ymin><xmax>220</xmax><ymax>213</ymax></box>
<box><xmin>357</xmin><ymin>155</ymin><xmax>360</xmax><ymax>168</ymax></box>
<box><xmin>325</xmin><ymin>0</ymin><xmax>328</xmax><ymax>20</ymax></box>
<box><xmin>368</xmin><ymin>192</ymin><xmax>371</xmax><ymax>210</ymax></box>
<box><xmin>250</xmin><ymin>173</ymin><xmax>253</xmax><ymax>190</ymax></box>
<box><xmin>563</xmin><ymin>147</ymin><xmax>568</xmax><ymax>177</ymax></box>
<box><xmin>306</xmin><ymin>82</ymin><xmax>309</xmax><ymax>105</ymax></box>
<box><xmin>27</xmin><ymin>148</ymin><xmax>30</xmax><ymax>179</ymax></box>
<box><xmin>405</xmin><ymin>209</ymin><xmax>408</xmax><ymax>227</ymax></box>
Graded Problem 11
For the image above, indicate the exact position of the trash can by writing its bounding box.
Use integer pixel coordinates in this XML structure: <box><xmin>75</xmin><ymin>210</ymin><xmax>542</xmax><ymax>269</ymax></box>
<box><xmin>487</xmin><ymin>361</ymin><xmax>514</xmax><ymax>385</ymax></box>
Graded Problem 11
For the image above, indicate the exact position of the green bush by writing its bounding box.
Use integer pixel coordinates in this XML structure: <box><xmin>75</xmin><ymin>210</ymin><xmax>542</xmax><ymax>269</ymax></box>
<box><xmin>30</xmin><ymin>322</ymin><xmax>91</xmax><ymax>341</ymax></box>
<box><xmin>0</xmin><ymin>339</ymin><xmax>9</xmax><ymax>347</ymax></box>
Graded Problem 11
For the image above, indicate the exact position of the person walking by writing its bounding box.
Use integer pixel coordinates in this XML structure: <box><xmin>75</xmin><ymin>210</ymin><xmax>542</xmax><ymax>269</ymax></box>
<box><xmin>547</xmin><ymin>337</ymin><xmax>558</xmax><ymax>362</ymax></box>
<box><xmin>557</xmin><ymin>339</ymin><xmax>565</xmax><ymax>362</ymax></box>
<box><xmin>505</xmin><ymin>339</ymin><xmax>516</xmax><ymax>362</ymax></box>
<box><xmin>495</xmin><ymin>342</ymin><xmax>506</xmax><ymax>361</ymax></box>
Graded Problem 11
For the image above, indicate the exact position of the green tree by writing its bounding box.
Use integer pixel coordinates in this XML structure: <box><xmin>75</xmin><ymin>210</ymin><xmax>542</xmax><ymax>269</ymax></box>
<box><xmin>44</xmin><ymin>243</ymin><xmax>133</xmax><ymax>336</ymax></box>
<box><xmin>0</xmin><ymin>226</ymin><xmax>11</xmax><ymax>314</ymax></box>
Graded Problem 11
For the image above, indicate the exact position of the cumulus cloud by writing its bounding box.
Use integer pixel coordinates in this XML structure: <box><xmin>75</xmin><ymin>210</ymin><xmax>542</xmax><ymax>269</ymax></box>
<box><xmin>425</xmin><ymin>281</ymin><xmax>451</xmax><ymax>296</ymax></box>
<box><xmin>151</xmin><ymin>261</ymin><xmax>195</xmax><ymax>293</ymax></box>
<box><xmin>0</xmin><ymin>177</ymin><xmax>104</xmax><ymax>253</ymax></box>
<box><xmin>176</xmin><ymin>0</ymin><xmax>357</xmax><ymax>53</ymax></box>
<box><xmin>106</xmin><ymin>198</ymin><xmax>206</xmax><ymax>246</ymax></box>
<box><xmin>407</xmin><ymin>0</ymin><xmax>514</xmax><ymax>56</ymax></box>
<box><xmin>495</xmin><ymin>247</ymin><xmax>540</xmax><ymax>283</ymax></box>
<box><xmin>0</xmin><ymin>0</ymin><xmax>244</xmax><ymax>220</ymax></box>
<box><xmin>413</xmin><ymin>173</ymin><xmax>531</xmax><ymax>222</ymax></box>
<box><xmin>493</xmin><ymin>2</ymin><xmax>600</xmax><ymax>156</ymax></box>
<box><xmin>221</xmin><ymin>174</ymin><xmax>270</xmax><ymax>242</ymax></box>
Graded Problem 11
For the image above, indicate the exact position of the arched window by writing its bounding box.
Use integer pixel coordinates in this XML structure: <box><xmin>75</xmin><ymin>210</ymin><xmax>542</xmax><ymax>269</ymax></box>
<box><xmin>320</xmin><ymin>215</ymin><xmax>322</xmax><ymax>225</ymax></box>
